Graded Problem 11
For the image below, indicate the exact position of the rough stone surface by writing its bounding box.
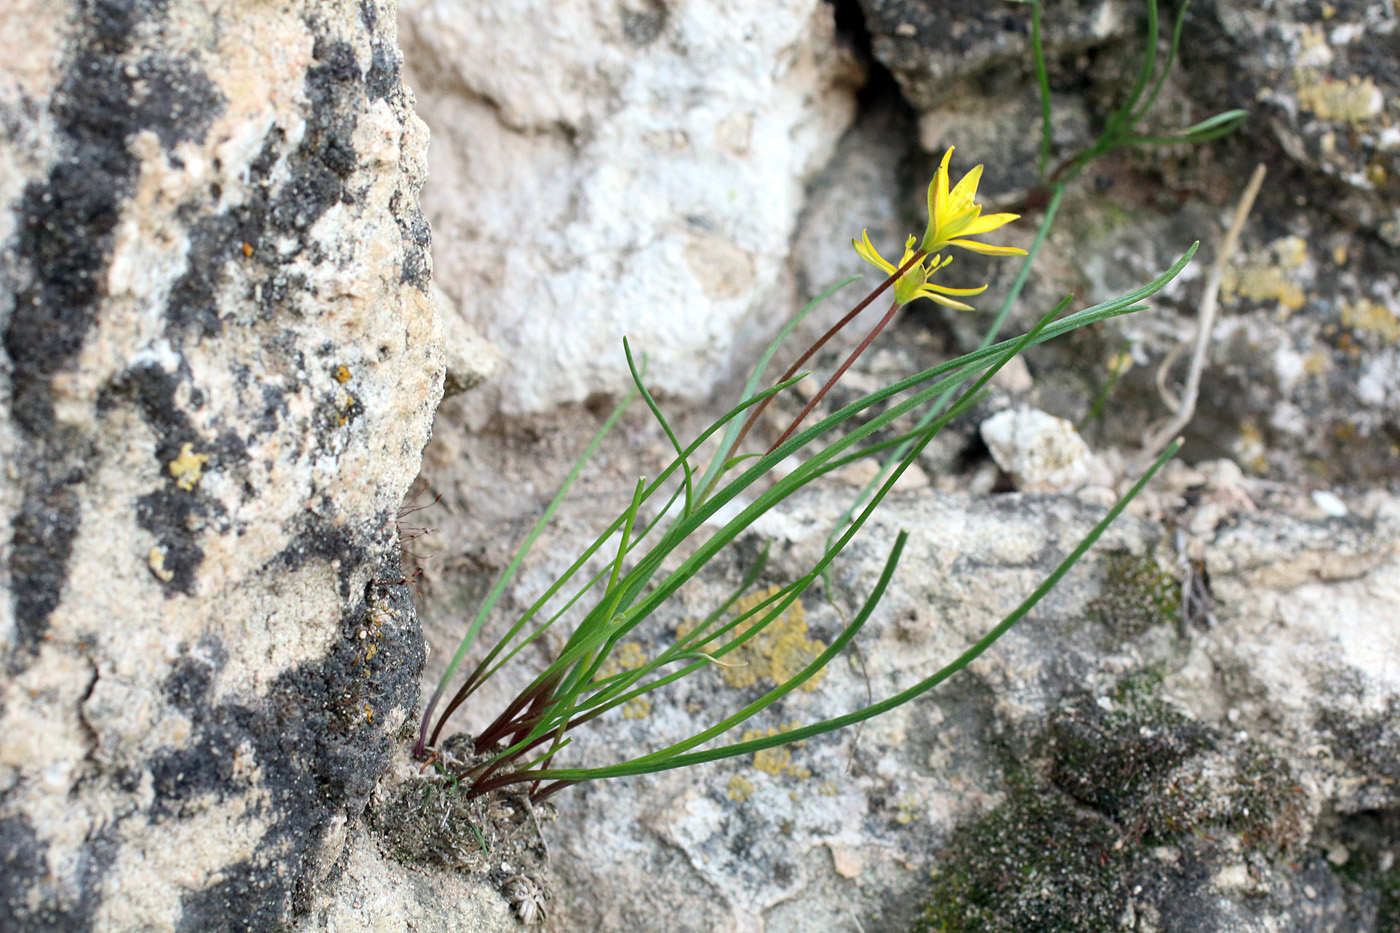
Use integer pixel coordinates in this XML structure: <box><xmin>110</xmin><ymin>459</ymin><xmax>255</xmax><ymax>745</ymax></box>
<box><xmin>399</xmin><ymin>0</ymin><xmax>1400</xmax><ymax>925</ymax></box>
<box><xmin>409</xmin><ymin>410</ymin><xmax>1400</xmax><ymax>930</ymax></box>
<box><xmin>398</xmin><ymin>0</ymin><xmax>863</xmax><ymax>414</ymax></box>
<box><xmin>0</xmin><ymin>1</ymin><xmax>470</xmax><ymax>930</ymax></box>
<box><xmin>843</xmin><ymin>0</ymin><xmax>1400</xmax><ymax>485</ymax></box>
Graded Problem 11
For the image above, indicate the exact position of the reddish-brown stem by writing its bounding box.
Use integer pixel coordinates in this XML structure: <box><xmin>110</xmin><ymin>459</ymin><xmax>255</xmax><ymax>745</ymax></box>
<box><xmin>468</xmin><ymin>766</ymin><xmax>576</xmax><ymax>801</ymax></box>
<box><xmin>471</xmin><ymin>674</ymin><xmax>557</xmax><ymax>753</ymax></box>
<box><xmin>427</xmin><ymin>666</ymin><xmax>486</xmax><ymax>749</ymax></box>
<box><xmin>728</xmin><ymin>249</ymin><xmax>926</xmax><ymax>457</ymax></box>
<box><xmin>766</xmin><ymin>297</ymin><xmax>904</xmax><ymax>453</ymax></box>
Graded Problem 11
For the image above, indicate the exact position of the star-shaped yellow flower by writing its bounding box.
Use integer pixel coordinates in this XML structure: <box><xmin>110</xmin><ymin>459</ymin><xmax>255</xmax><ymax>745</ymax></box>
<box><xmin>853</xmin><ymin>232</ymin><xmax>988</xmax><ymax>310</ymax></box>
<box><xmin>921</xmin><ymin>147</ymin><xmax>1027</xmax><ymax>256</ymax></box>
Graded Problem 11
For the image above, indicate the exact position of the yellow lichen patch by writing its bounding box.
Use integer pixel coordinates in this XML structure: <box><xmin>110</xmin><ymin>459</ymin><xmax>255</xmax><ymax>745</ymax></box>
<box><xmin>148</xmin><ymin>546</ymin><xmax>174</xmax><ymax>582</ymax></box>
<box><xmin>818</xmin><ymin>781</ymin><xmax>839</xmax><ymax>797</ymax></box>
<box><xmin>1236</xmin><ymin>422</ymin><xmax>1269</xmax><ymax>474</ymax></box>
<box><xmin>593</xmin><ymin>640</ymin><xmax>649</xmax><ymax>681</ymax></box>
<box><xmin>335</xmin><ymin>364</ymin><xmax>352</xmax><ymax>383</ymax></box>
<box><xmin>621</xmin><ymin>697</ymin><xmax>651</xmax><ymax>720</ymax></box>
<box><xmin>1303</xmin><ymin>350</ymin><xmax>1332</xmax><ymax>376</ymax></box>
<box><xmin>747</xmin><ymin>730</ymin><xmax>791</xmax><ymax>776</ymax></box>
<box><xmin>678</xmin><ymin>586</ymin><xmax>826</xmax><ymax>691</ymax></box>
<box><xmin>727</xmin><ymin>774</ymin><xmax>756</xmax><ymax>802</ymax></box>
<box><xmin>1221</xmin><ymin>236</ymin><xmax>1308</xmax><ymax>313</ymax></box>
<box><xmin>168</xmin><ymin>443</ymin><xmax>209</xmax><ymax>491</ymax></box>
<box><xmin>752</xmin><ymin>747</ymin><xmax>789</xmax><ymax>775</ymax></box>
<box><xmin>895</xmin><ymin>794</ymin><xmax>921</xmax><ymax>825</ymax></box>
<box><xmin>742</xmin><ymin>724</ymin><xmax>812</xmax><ymax>778</ymax></box>
<box><xmin>1341</xmin><ymin>299</ymin><xmax>1400</xmax><ymax>343</ymax></box>
<box><xmin>1295</xmin><ymin>69</ymin><xmax>1384</xmax><ymax>124</ymax></box>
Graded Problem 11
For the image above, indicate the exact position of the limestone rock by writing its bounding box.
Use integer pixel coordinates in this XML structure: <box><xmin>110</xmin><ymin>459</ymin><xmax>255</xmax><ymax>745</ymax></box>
<box><xmin>399</xmin><ymin>0</ymin><xmax>863</xmax><ymax>414</ymax></box>
<box><xmin>435</xmin><ymin>283</ymin><xmax>502</xmax><ymax>398</ymax></box>
<box><xmin>0</xmin><ymin>1</ymin><xmax>461</xmax><ymax>929</ymax></box>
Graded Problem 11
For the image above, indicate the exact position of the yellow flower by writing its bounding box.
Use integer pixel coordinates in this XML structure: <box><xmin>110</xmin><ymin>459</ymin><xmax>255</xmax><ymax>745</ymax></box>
<box><xmin>853</xmin><ymin>231</ymin><xmax>988</xmax><ymax>310</ymax></box>
<box><xmin>921</xmin><ymin>147</ymin><xmax>1027</xmax><ymax>256</ymax></box>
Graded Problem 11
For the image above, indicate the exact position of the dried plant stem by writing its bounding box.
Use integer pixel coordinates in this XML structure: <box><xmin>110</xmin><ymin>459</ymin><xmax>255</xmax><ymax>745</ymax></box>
<box><xmin>1136</xmin><ymin>163</ymin><xmax>1265</xmax><ymax>469</ymax></box>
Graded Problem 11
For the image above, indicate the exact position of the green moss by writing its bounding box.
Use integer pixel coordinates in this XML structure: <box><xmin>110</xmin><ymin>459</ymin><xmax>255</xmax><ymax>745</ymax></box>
<box><xmin>1220</xmin><ymin>743</ymin><xmax>1309</xmax><ymax>855</ymax></box>
<box><xmin>1050</xmin><ymin>693</ymin><xmax>1211</xmax><ymax>840</ymax></box>
<box><xmin>1086</xmin><ymin>549</ymin><xmax>1182</xmax><ymax>640</ymax></box>
<box><xmin>1379</xmin><ymin>858</ymin><xmax>1400</xmax><ymax>933</ymax></box>
<box><xmin>916</xmin><ymin>781</ymin><xmax>1128</xmax><ymax>933</ymax></box>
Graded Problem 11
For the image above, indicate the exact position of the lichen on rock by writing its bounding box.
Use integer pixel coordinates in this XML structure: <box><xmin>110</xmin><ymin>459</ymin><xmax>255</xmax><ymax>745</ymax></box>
<box><xmin>0</xmin><ymin>0</ymin><xmax>456</xmax><ymax>929</ymax></box>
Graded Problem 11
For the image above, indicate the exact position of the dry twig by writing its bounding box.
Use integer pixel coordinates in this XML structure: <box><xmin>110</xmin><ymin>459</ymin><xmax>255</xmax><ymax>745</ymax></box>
<box><xmin>1134</xmin><ymin>163</ymin><xmax>1267</xmax><ymax>471</ymax></box>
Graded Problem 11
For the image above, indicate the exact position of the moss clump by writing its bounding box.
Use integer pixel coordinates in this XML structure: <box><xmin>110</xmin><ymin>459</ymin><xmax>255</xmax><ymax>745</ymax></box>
<box><xmin>915</xmin><ymin>781</ymin><xmax>1127</xmax><ymax>933</ymax></box>
<box><xmin>1085</xmin><ymin>549</ymin><xmax>1181</xmax><ymax>640</ymax></box>
<box><xmin>372</xmin><ymin>770</ymin><xmax>496</xmax><ymax>870</ymax></box>
<box><xmin>1050</xmin><ymin>693</ymin><xmax>1211</xmax><ymax>839</ymax></box>
<box><xmin>367</xmin><ymin>737</ymin><xmax>551</xmax><ymax>875</ymax></box>
<box><xmin>1221</xmin><ymin>744</ymin><xmax>1309</xmax><ymax>855</ymax></box>
<box><xmin>1379</xmin><ymin>859</ymin><xmax>1400</xmax><ymax>933</ymax></box>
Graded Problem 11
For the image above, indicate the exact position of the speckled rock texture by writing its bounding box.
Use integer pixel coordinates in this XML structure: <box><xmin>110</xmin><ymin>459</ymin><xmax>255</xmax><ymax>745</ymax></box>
<box><xmin>0</xmin><ymin>1</ymin><xmax>460</xmax><ymax>930</ymax></box>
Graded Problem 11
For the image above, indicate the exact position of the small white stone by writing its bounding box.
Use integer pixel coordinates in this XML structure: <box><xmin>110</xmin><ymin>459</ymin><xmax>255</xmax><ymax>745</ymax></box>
<box><xmin>1213</xmin><ymin>863</ymin><xmax>1250</xmax><ymax>890</ymax></box>
<box><xmin>979</xmin><ymin>407</ymin><xmax>1093</xmax><ymax>493</ymax></box>
<box><xmin>1311</xmin><ymin>489</ymin><xmax>1348</xmax><ymax>517</ymax></box>
<box><xmin>990</xmin><ymin>355</ymin><xmax>1033</xmax><ymax>393</ymax></box>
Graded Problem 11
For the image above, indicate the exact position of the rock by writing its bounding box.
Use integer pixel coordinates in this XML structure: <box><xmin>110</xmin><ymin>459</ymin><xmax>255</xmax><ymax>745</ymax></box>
<box><xmin>398</xmin><ymin>0</ymin><xmax>863</xmax><ymax>414</ymax></box>
<box><xmin>980</xmin><ymin>407</ymin><xmax>1094</xmax><ymax>492</ymax></box>
<box><xmin>408</xmin><ymin>392</ymin><xmax>1399</xmax><ymax>931</ymax></box>
<box><xmin>435</xmin><ymin>283</ymin><xmax>503</xmax><ymax>397</ymax></box>
<box><xmin>0</xmin><ymin>1</ymin><xmax>477</xmax><ymax>929</ymax></box>
<box><xmin>838</xmin><ymin>0</ymin><xmax>1400</xmax><ymax>486</ymax></box>
<box><xmin>383</xmin><ymin>0</ymin><xmax>1400</xmax><ymax>929</ymax></box>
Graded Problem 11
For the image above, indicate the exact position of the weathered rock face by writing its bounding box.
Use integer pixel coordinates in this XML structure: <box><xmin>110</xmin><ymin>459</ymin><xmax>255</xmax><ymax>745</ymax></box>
<box><xmin>0</xmin><ymin>1</ymin><xmax>449</xmax><ymax>929</ymax></box>
<box><xmin>400</xmin><ymin>0</ymin><xmax>1400</xmax><ymax>930</ymax></box>
<box><xmin>852</xmin><ymin>0</ymin><xmax>1400</xmax><ymax>484</ymax></box>
<box><xmin>399</xmin><ymin>0</ymin><xmax>863</xmax><ymax>415</ymax></box>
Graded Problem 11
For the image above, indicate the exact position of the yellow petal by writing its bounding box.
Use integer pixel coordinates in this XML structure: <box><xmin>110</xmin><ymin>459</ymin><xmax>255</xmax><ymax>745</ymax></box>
<box><xmin>937</xmin><ymin>203</ymin><xmax>983</xmax><ymax>242</ymax></box>
<box><xmin>928</xmin><ymin>148</ymin><xmax>954</xmax><ymax>233</ymax></box>
<box><xmin>853</xmin><ymin>229</ymin><xmax>896</xmax><ymax>274</ymax></box>
<box><xmin>925</xmin><ymin>281</ymin><xmax>988</xmax><ymax>297</ymax></box>
<box><xmin>947</xmin><ymin>164</ymin><xmax>985</xmax><ymax>214</ymax></box>
<box><xmin>948</xmin><ymin>238</ymin><xmax>1029</xmax><ymax>256</ymax></box>
<box><xmin>921</xmin><ymin>290</ymin><xmax>977</xmax><ymax>311</ymax></box>
<box><xmin>957</xmin><ymin>211</ymin><xmax>1021</xmax><ymax>237</ymax></box>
